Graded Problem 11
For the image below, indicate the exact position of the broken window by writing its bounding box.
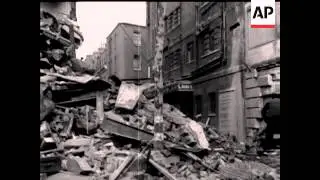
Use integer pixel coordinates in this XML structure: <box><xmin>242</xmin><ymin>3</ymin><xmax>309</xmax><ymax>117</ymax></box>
<box><xmin>133</xmin><ymin>30</ymin><xmax>141</xmax><ymax>47</ymax></box>
<box><xmin>186</xmin><ymin>42</ymin><xmax>194</xmax><ymax>63</ymax></box>
<box><xmin>166</xmin><ymin>7</ymin><xmax>181</xmax><ymax>32</ymax></box>
<box><xmin>133</xmin><ymin>54</ymin><xmax>141</xmax><ymax>71</ymax></box>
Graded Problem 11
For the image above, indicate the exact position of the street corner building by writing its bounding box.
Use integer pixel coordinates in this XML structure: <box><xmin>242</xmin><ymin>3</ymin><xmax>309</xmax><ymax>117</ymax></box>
<box><xmin>146</xmin><ymin>2</ymin><xmax>280</xmax><ymax>142</ymax></box>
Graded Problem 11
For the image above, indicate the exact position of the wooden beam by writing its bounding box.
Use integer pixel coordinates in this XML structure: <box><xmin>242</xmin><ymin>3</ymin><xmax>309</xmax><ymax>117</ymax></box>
<box><xmin>147</xmin><ymin>157</ymin><xmax>178</xmax><ymax>180</ymax></box>
<box><xmin>109</xmin><ymin>154</ymin><xmax>135</xmax><ymax>180</ymax></box>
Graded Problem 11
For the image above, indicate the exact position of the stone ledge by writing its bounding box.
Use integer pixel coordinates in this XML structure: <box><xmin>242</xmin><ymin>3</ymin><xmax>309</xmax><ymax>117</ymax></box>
<box><xmin>245</xmin><ymin>98</ymin><xmax>263</xmax><ymax>108</ymax></box>
<box><xmin>245</xmin><ymin>87</ymin><xmax>261</xmax><ymax>99</ymax></box>
<box><xmin>257</xmin><ymin>75</ymin><xmax>273</xmax><ymax>87</ymax></box>
<box><xmin>246</xmin><ymin>118</ymin><xmax>261</xmax><ymax>129</ymax></box>
<box><xmin>245</xmin><ymin>108</ymin><xmax>262</xmax><ymax>118</ymax></box>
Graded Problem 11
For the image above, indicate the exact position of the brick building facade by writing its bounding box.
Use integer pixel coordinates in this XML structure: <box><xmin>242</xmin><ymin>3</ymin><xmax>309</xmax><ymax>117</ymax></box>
<box><xmin>146</xmin><ymin>2</ymin><xmax>280</xmax><ymax>141</ymax></box>
<box><xmin>146</xmin><ymin>2</ymin><xmax>197</xmax><ymax>118</ymax></box>
<box><xmin>192</xmin><ymin>2</ymin><xmax>246</xmax><ymax>140</ymax></box>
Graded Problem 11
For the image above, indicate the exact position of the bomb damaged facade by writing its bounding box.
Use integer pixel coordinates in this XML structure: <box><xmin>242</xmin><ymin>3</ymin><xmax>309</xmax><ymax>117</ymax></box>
<box><xmin>40</xmin><ymin>2</ymin><xmax>280</xmax><ymax>180</ymax></box>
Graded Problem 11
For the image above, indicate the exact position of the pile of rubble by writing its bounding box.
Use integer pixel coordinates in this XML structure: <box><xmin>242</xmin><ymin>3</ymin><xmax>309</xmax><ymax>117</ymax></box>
<box><xmin>40</xmin><ymin>80</ymin><xmax>280</xmax><ymax>180</ymax></box>
<box><xmin>40</xmin><ymin>9</ymin><xmax>280</xmax><ymax>180</ymax></box>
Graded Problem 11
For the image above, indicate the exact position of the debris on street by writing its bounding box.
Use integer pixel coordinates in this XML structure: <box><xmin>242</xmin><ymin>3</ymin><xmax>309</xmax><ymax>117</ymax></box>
<box><xmin>40</xmin><ymin>5</ymin><xmax>280</xmax><ymax>180</ymax></box>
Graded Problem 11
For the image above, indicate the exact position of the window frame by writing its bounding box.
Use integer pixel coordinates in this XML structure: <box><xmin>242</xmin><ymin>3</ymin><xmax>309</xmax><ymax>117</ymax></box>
<box><xmin>203</xmin><ymin>32</ymin><xmax>210</xmax><ymax>55</ymax></box>
<box><xmin>170</xmin><ymin>49</ymin><xmax>180</xmax><ymax>71</ymax></box>
<box><xmin>200</xmin><ymin>23</ymin><xmax>222</xmax><ymax>58</ymax></box>
<box><xmin>165</xmin><ymin>7</ymin><xmax>181</xmax><ymax>33</ymax></box>
<box><xmin>186</xmin><ymin>41</ymin><xmax>194</xmax><ymax>64</ymax></box>
<box><xmin>132</xmin><ymin>30</ymin><xmax>142</xmax><ymax>47</ymax></box>
<box><xmin>133</xmin><ymin>54</ymin><xmax>141</xmax><ymax>71</ymax></box>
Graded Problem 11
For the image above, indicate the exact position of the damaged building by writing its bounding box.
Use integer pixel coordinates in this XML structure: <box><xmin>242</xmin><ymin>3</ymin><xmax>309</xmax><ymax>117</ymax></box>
<box><xmin>40</xmin><ymin>2</ymin><xmax>280</xmax><ymax>180</ymax></box>
<box><xmin>106</xmin><ymin>23</ymin><xmax>150</xmax><ymax>84</ymax></box>
<box><xmin>84</xmin><ymin>47</ymin><xmax>109</xmax><ymax>80</ymax></box>
<box><xmin>146</xmin><ymin>2</ymin><xmax>196</xmax><ymax>119</ymax></box>
<box><xmin>146</xmin><ymin>2</ymin><xmax>280</xmax><ymax>141</ymax></box>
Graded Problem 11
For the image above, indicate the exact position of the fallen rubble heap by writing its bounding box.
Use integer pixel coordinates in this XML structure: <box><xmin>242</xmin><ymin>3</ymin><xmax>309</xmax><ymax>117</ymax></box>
<box><xmin>40</xmin><ymin>9</ymin><xmax>280</xmax><ymax>180</ymax></box>
<box><xmin>40</xmin><ymin>81</ymin><xmax>280</xmax><ymax>180</ymax></box>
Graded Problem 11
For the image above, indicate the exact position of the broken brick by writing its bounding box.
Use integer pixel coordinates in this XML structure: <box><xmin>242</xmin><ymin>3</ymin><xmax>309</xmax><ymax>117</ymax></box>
<box><xmin>66</xmin><ymin>156</ymin><xmax>94</xmax><ymax>175</ymax></box>
<box><xmin>178</xmin><ymin>165</ymin><xmax>188</xmax><ymax>174</ymax></box>
<box><xmin>161</xmin><ymin>149</ymin><xmax>172</xmax><ymax>157</ymax></box>
<box><xmin>46</xmin><ymin>172</ymin><xmax>91</xmax><ymax>180</ymax></box>
<box><xmin>63</xmin><ymin>138</ymin><xmax>91</xmax><ymax>148</ymax></box>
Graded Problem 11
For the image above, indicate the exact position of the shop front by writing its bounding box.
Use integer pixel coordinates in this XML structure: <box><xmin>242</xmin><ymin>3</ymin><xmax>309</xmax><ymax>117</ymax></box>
<box><xmin>163</xmin><ymin>80</ymin><xmax>194</xmax><ymax>118</ymax></box>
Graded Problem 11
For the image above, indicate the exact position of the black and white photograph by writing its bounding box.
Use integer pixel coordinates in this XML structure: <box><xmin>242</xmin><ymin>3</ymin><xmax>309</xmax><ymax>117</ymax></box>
<box><xmin>40</xmin><ymin>2</ymin><xmax>280</xmax><ymax>180</ymax></box>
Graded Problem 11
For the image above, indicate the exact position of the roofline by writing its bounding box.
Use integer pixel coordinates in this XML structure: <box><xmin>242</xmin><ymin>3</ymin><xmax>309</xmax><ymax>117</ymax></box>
<box><xmin>106</xmin><ymin>22</ymin><xmax>146</xmax><ymax>40</ymax></box>
<box><xmin>119</xmin><ymin>22</ymin><xmax>146</xmax><ymax>29</ymax></box>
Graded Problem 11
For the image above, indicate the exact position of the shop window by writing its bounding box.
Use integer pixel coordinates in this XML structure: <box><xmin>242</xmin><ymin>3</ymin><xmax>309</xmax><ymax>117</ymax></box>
<box><xmin>133</xmin><ymin>30</ymin><xmax>141</xmax><ymax>47</ymax></box>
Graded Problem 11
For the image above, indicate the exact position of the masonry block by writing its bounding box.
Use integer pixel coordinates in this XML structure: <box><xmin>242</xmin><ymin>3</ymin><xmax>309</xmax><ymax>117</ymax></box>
<box><xmin>261</xmin><ymin>82</ymin><xmax>280</xmax><ymax>96</ymax></box>
<box><xmin>247</xmin><ymin>128</ymin><xmax>258</xmax><ymax>138</ymax></box>
<box><xmin>245</xmin><ymin>70</ymin><xmax>258</xmax><ymax>79</ymax></box>
<box><xmin>258</xmin><ymin>67</ymin><xmax>280</xmax><ymax>77</ymax></box>
<box><xmin>245</xmin><ymin>108</ymin><xmax>262</xmax><ymax>118</ymax></box>
<box><xmin>245</xmin><ymin>88</ymin><xmax>261</xmax><ymax>98</ymax></box>
<box><xmin>257</xmin><ymin>74</ymin><xmax>273</xmax><ymax>87</ymax></box>
<box><xmin>245</xmin><ymin>98</ymin><xmax>263</xmax><ymax>108</ymax></box>
<box><xmin>245</xmin><ymin>78</ymin><xmax>258</xmax><ymax>89</ymax></box>
<box><xmin>246</xmin><ymin>118</ymin><xmax>260</xmax><ymax>128</ymax></box>
<box><xmin>272</xmin><ymin>72</ymin><xmax>280</xmax><ymax>81</ymax></box>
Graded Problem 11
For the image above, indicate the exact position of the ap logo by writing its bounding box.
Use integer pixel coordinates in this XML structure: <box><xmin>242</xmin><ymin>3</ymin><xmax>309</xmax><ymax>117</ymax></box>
<box><xmin>251</xmin><ymin>0</ymin><xmax>276</xmax><ymax>28</ymax></box>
